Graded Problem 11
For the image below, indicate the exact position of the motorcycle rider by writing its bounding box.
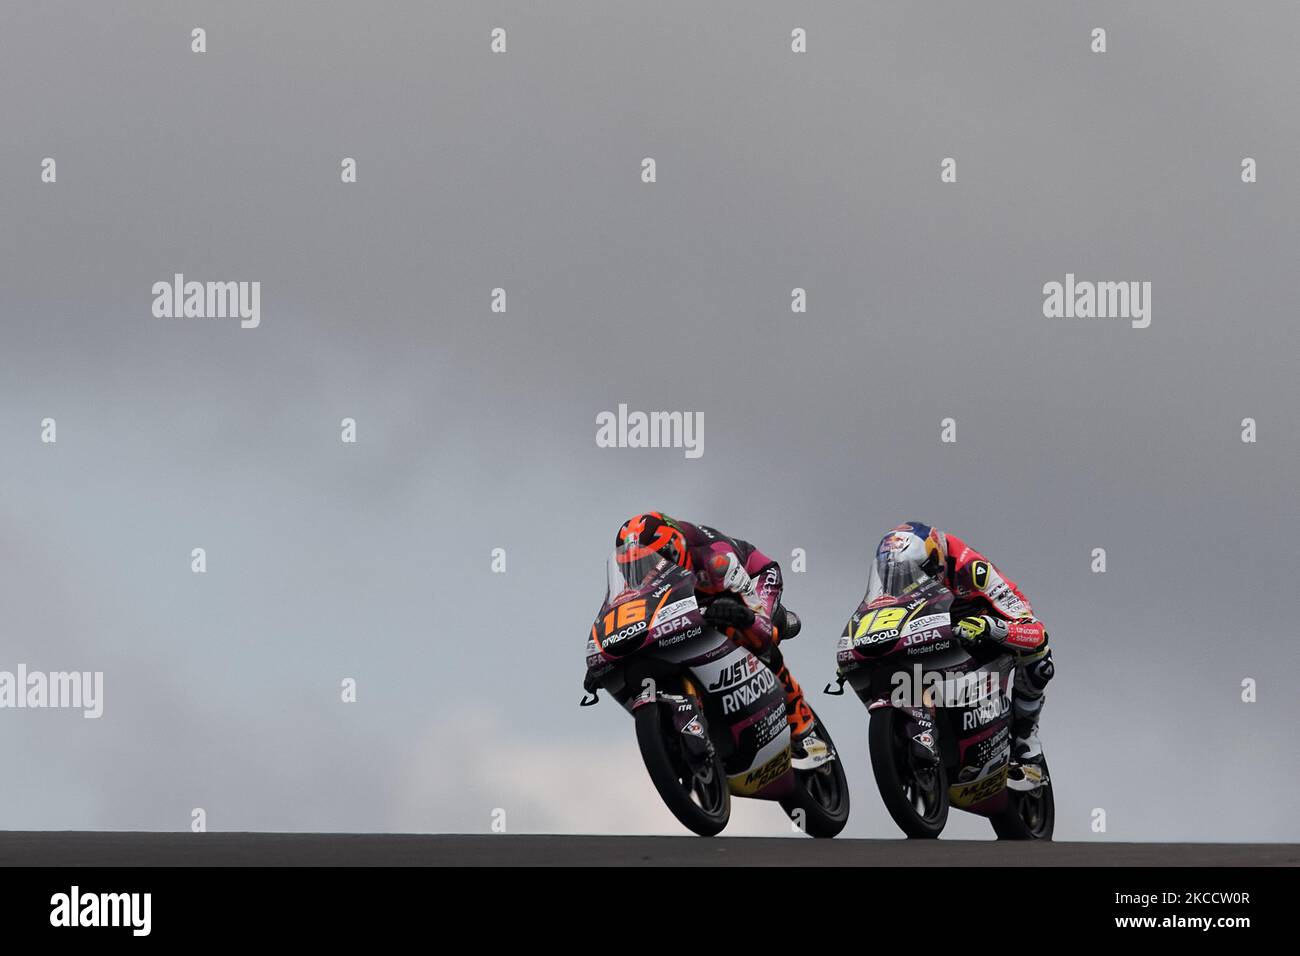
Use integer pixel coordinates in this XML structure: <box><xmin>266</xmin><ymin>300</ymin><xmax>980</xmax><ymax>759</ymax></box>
<box><xmin>869</xmin><ymin>522</ymin><xmax>1053</xmax><ymax>789</ymax></box>
<box><xmin>611</xmin><ymin>512</ymin><xmax>826</xmax><ymax>766</ymax></box>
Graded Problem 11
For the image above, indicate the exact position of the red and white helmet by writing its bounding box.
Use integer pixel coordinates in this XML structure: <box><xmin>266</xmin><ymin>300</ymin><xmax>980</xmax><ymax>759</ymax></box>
<box><xmin>868</xmin><ymin>522</ymin><xmax>947</xmax><ymax>599</ymax></box>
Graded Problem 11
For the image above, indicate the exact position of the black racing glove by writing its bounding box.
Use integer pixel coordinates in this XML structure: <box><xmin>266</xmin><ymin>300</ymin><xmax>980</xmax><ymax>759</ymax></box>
<box><xmin>703</xmin><ymin>595</ymin><xmax>756</xmax><ymax>631</ymax></box>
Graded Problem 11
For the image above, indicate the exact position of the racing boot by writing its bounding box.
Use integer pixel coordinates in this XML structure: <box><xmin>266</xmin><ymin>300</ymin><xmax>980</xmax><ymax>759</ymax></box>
<box><xmin>1008</xmin><ymin>650</ymin><xmax>1052</xmax><ymax>791</ymax></box>
<box><xmin>1008</xmin><ymin>709</ymin><xmax>1046</xmax><ymax>792</ymax></box>
<box><xmin>774</xmin><ymin>660</ymin><xmax>829</xmax><ymax>770</ymax></box>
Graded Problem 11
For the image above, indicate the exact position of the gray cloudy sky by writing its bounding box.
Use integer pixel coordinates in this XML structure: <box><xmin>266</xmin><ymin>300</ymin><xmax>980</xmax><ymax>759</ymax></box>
<box><xmin>1</xmin><ymin>2</ymin><xmax>1297</xmax><ymax>841</ymax></box>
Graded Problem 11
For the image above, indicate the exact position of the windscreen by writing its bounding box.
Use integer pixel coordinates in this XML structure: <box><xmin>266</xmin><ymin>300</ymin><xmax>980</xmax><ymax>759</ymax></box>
<box><xmin>605</xmin><ymin>540</ymin><xmax>669</xmax><ymax>603</ymax></box>
<box><xmin>864</xmin><ymin>551</ymin><xmax>935</xmax><ymax>601</ymax></box>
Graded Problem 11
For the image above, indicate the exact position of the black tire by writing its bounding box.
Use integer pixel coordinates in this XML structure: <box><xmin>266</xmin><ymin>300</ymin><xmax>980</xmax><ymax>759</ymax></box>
<box><xmin>868</xmin><ymin>708</ymin><xmax>949</xmax><ymax>839</ymax></box>
<box><xmin>634</xmin><ymin>702</ymin><xmax>730</xmax><ymax>837</ymax></box>
<box><xmin>779</xmin><ymin>708</ymin><xmax>851</xmax><ymax>838</ymax></box>
<box><xmin>990</xmin><ymin>755</ymin><xmax>1054</xmax><ymax>840</ymax></box>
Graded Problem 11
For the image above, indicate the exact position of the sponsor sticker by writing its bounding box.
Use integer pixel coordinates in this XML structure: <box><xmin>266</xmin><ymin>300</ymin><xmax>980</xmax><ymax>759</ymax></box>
<box><xmin>733</xmin><ymin>749</ymin><xmax>791</xmax><ymax>796</ymax></box>
<box><xmin>949</xmin><ymin>766</ymin><xmax>1008</xmax><ymax>807</ymax></box>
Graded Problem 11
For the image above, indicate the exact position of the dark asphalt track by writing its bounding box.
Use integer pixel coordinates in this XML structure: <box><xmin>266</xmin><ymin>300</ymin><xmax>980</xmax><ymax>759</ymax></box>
<box><xmin>1</xmin><ymin>832</ymin><xmax>1296</xmax><ymax>866</ymax></box>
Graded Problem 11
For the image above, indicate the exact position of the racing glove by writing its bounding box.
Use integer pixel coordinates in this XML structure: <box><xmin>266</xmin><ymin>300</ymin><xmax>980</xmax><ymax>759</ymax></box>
<box><xmin>709</xmin><ymin>551</ymin><xmax>756</xmax><ymax>598</ymax></box>
<box><xmin>703</xmin><ymin>594</ymin><xmax>756</xmax><ymax>631</ymax></box>
<box><xmin>954</xmin><ymin>614</ymin><xmax>1009</xmax><ymax>645</ymax></box>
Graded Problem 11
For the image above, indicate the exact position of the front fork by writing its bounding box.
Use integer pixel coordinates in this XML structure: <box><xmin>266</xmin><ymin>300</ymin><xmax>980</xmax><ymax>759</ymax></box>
<box><xmin>631</xmin><ymin>678</ymin><xmax>716</xmax><ymax>769</ymax></box>
<box><xmin>894</xmin><ymin>705</ymin><xmax>940</xmax><ymax>766</ymax></box>
<box><xmin>827</xmin><ymin>673</ymin><xmax>939</xmax><ymax>766</ymax></box>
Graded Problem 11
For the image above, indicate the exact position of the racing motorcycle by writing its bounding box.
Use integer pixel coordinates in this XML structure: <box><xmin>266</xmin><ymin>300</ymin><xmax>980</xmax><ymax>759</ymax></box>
<box><xmin>827</xmin><ymin>573</ymin><xmax>1053</xmax><ymax>840</ymax></box>
<box><xmin>581</xmin><ymin>545</ymin><xmax>849</xmax><ymax>837</ymax></box>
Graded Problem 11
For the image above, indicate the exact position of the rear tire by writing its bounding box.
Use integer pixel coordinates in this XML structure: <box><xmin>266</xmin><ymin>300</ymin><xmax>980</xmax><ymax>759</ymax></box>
<box><xmin>779</xmin><ymin>707</ymin><xmax>850</xmax><ymax>838</ymax></box>
<box><xmin>990</xmin><ymin>756</ymin><xmax>1054</xmax><ymax>840</ymax></box>
<box><xmin>635</xmin><ymin>703</ymin><xmax>730</xmax><ymax>837</ymax></box>
<box><xmin>868</xmin><ymin>708</ymin><xmax>948</xmax><ymax>839</ymax></box>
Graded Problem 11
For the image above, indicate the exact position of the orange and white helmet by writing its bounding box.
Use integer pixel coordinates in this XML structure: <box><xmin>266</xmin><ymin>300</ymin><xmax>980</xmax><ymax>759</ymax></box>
<box><xmin>615</xmin><ymin>512</ymin><xmax>690</xmax><ymax>569</ymax></box>
<box><xmin>606</xmin><ymin>512</ymin><xmax>691</xmax><ymax>598</ymax></box>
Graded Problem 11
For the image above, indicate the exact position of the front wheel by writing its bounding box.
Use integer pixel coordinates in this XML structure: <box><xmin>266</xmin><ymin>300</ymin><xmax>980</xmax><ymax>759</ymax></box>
<box><xmin>990</xmin><ymin>756</ymin><xmax>1054</xmax><ymax>840</ymax></box>
<box><xmin>868</xmin><ymin>708</ymin><xmax>949</xmax><ymax>838</ymax></box>
<box><xmin>779</xmin><ymin>708</ymin><xmax>850</xmax><ymax>838</ymax></box>
<box><xmin>634</xmin><ymin>702</ymin><xmax>730</xmax><ymax>837</ymax></box>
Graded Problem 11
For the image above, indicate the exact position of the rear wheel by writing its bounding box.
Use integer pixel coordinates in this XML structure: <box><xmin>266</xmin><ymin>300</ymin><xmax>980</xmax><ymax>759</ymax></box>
<box><xmin>868</xmin><ymin>708</ymin><xmax>948</xmax><ymax>838</ymax></box>
<box><xmin>634</xmin><ymin>702</ymin><xmax>730</xmax><ymax>837</ymax></box>
<box><xmin>990</xmin><ymin>756</ymin><xmax>1054</xmax><ymax>840</ymax></box>
<box><xmin>779</xmin><ymin>708</ymin><xmax>850</xmax><ymax>838</ymax></box>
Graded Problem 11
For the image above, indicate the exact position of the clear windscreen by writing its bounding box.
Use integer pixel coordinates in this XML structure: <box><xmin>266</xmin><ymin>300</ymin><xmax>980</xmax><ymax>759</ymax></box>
<box><xmin>605</xmin><ymin>541</ymin><xmax>670</xmax><ymax>603</ymax></box>
<box><xmin>865</xmin><ymin>553</ymin><xmax>936</xmax><ymax>601</ymax></box>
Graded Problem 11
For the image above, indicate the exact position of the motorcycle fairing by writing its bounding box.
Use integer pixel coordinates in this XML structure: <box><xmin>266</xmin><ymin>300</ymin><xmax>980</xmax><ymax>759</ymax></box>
<box><xmin>661</xmin><ymin>639</ymin><xmax>794</xmax><ymax>799</ymax></box>
<box><xmin>588</xmin><ymin>562</ymin><xmax>704</xmax><ymax>669</ymax></box>
<box><xmin>587</xmin><ymin>559</ymin><xmax>795</xmax><ymax>800</ymax></box>
<box><xmin>947</xmin><ymin>665</ymin><xmax>1014</xmax><ymax>812</ymax></box>
<box><xmin>837</xmin><ymin>578</ymin><xmax>957</xmax><ymax>674</ymax></box>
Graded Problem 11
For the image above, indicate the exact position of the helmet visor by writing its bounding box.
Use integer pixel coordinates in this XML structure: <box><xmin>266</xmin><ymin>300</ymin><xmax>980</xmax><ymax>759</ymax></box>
<box><xmin>865</xmin><ymin>551</ymin><xmax>936</xmax><ymax>601</ymax></box>
<box><xmin>606</xmin><ymin>541</ymin><xmax>670</xmax><ymax>603</ymax></box>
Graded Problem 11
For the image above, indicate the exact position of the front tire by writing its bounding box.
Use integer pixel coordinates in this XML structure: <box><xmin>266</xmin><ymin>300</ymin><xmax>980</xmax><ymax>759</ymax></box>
<box><xmin>780</xmin><ymin>708</ymin><xmax>850</xmax><ymax>838</ymax></box>
<box><xmin>868</xmin><ymin>708</ymin><xmax>949</xmax><ymax>838</ymax></box>
<box><xmin>634</xmin><ymin>703</ymin><xmax>730</xmax><ymax>837</ymax></box>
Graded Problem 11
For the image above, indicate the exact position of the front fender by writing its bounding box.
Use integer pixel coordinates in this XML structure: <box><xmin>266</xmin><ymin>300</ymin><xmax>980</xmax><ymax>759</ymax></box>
<box><xmin>867</xmin><ymin>698</ymin><xmax>939</xmax><ymax>765</ymax></box>
<box><xmin>631</xmin><ymin>686</ymin><xmax>714</xmax><ymax>763</ymax></box>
